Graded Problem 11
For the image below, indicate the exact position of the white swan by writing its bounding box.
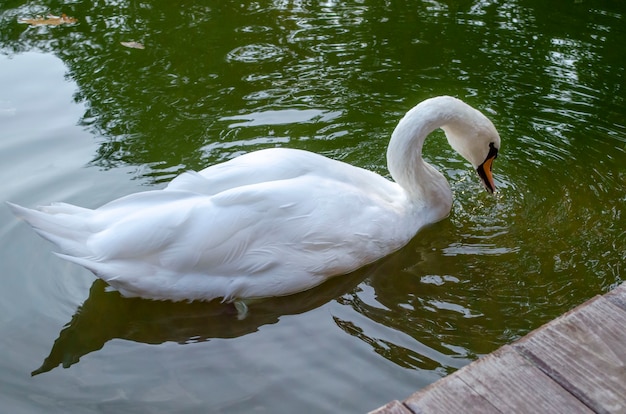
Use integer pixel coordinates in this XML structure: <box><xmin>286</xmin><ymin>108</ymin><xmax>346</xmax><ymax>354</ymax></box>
<box><xmin>8</xmin><ymin>96</ymin><xmax>500</xmax><ymax>302</ymax></box>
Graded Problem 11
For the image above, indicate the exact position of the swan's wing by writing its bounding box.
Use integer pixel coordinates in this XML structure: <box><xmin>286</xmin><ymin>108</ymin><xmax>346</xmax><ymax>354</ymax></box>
<box><xmin>165</xmin><ymin>147</ymin><xmax>403</xmax><ymax>205</ymax></box>
<box><xmin>29</xmin><ymin>147</ymin><xmax>415</xmax><ymax>301</ymax></box>
<box><xmin>164</xmin><ymin>148</ymin><xmax>330</xmax><ymax>196</ymax></box>
<box><xmin>76</xmin><ymin>172</ymin><xmax>410</xmax><ymax>299</ymax></box>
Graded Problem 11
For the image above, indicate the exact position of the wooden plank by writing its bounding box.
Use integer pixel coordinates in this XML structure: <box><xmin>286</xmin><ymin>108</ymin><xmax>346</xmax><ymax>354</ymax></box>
<box><xmin>406</xmin><ymin>345</ymin><xmax>592</xmax><ymax>413</ymax></box>
<box><xmin>605</xmin><ymin>283</ymin><xmax>626</xmax><ymax>311</ymax></box>
<box><xmin>368</xmin><ymin>400</ymin><xmax>413</xmax><ymax>414</ymax></box>
<box><xmin>515</xmin><ymin>296</ymin><xmax>626</xmax><ymax>414</ymax></box>
<box><xmin>371</xmin><ymin>284</ymin><xmax>626</xmax><ymax>414</ymax></box>
<box><xmin>404</xmin><ymin>372</ymin><xmax>500</xmax><ymax>414</ymax></box>
<box><xmin>455</xmin><ymin>345</ymin><xmax>592</xmax><ymax>413</ymax></box>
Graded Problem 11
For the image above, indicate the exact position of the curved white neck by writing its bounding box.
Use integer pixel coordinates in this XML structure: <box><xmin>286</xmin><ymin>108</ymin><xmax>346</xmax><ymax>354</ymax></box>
<box><xmin>386</xmin><ymin>97</ymin><xmax>460</xmax><ymax>216</ymax></box>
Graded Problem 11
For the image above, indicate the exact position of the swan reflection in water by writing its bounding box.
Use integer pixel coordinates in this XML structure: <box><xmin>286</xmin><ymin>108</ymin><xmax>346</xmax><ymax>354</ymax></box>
<box><xmin>33</xmin><ymin>264</ymin><xmax>370</xmax><ymax>376</ymax></box>
<box><xmin>34</xmin><ymin>230</ymin><xmax>488</xmax><ymax>377</ymax></box>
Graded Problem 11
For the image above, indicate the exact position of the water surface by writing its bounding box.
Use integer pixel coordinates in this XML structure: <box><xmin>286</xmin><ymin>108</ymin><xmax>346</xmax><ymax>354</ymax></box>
<box><xmin>1</xmin><ymin>1</ymin><xmax>624</xmax><ymax>412</ymax></box>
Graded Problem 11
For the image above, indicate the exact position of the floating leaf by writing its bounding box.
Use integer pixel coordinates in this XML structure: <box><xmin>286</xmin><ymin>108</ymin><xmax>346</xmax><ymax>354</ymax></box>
<box><xmin>18</xmin><ymin>14</ymin><xmax>78</xmax><ymax>26</ymax></box>
<box><xmin>120</xmin><ymin>41</ymin><xmax>145</xmax><ymax>50</ymax></box>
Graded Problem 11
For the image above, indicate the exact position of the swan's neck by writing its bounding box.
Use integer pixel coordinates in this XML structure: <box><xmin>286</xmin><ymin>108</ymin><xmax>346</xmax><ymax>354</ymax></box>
<box><xmin>386</xmin><ymin>98</ymin><xmax>456</xmax><ymax>216</ymax></box>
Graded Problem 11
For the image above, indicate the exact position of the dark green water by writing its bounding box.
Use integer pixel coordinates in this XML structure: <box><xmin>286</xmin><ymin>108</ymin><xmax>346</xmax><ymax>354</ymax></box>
<box><xmin>0</xmin><ymin>1</ymin><xmax>624</xmax><ymax>412</ymax></box>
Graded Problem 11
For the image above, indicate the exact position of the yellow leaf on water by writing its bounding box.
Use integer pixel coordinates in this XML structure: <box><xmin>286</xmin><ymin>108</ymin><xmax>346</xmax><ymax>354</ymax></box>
<box><xmin>18</xmin><ymin>14</ymin><xmax>78</xmax><ymax>26</ymax></box>
<box><xmin>120</xmin><ymin>41</ymin><xmax>145</xmax><ymax>50</ymax></box>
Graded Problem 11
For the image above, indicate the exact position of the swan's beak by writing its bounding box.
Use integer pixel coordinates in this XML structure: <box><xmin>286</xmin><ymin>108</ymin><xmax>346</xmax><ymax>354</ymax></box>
<box><xmin>476</xmin><ymin>143</ymin><xmax>498</xmax><ymax>193</ymax></box>
<box><xmin>477</xmin><ymin>156</ymin><xmax>496</xmax><ymax>193</ymax></box>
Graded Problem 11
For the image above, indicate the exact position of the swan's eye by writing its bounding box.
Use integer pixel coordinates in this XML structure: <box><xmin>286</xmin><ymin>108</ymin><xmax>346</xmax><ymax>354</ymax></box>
<box><xmin>487</xmin><ymin>142</ymin><xmax>498</xmax><ymax>161</ymax></box>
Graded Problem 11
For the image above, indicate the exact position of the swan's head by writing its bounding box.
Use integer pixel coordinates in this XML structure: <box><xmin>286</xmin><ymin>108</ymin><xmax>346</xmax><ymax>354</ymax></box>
<box><xmin>439</xmin><ymin>98</ymin><xmax>501</xmax><ymax>193</ymax></box>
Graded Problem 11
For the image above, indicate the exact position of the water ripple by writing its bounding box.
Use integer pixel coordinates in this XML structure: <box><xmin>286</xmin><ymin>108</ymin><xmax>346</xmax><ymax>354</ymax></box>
<box><xmin>226</xmin><ymin>43</ymin><xmax>286</xmax><ymax>63</ymax></box>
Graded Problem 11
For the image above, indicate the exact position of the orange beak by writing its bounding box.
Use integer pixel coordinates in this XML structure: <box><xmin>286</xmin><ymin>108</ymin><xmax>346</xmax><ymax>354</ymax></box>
<box><xmin>477</xmin><ymin>155</ymin><xmax>496</xmax><ymax>194</ymax></box>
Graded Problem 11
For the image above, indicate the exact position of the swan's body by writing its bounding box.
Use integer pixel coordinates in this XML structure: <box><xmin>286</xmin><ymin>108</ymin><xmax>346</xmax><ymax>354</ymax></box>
<box><xmin>8</xmin><ymin>96</ymin><xmax>500</xmax><ymax>302</ymax></box>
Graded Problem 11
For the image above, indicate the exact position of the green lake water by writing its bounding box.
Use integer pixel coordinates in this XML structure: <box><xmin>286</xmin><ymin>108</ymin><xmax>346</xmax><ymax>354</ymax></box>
<box><xmin>0</xmin><ymin>1</ymin><xmax>624</xmax><ymax>412</ymax></box>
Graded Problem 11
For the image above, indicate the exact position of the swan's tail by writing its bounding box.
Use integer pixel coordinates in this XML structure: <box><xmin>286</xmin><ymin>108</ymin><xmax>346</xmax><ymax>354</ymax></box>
<box><xmin>7</xmin><ymin>201</ymin><xmax>95</xmax><ymax>258</ymax></box>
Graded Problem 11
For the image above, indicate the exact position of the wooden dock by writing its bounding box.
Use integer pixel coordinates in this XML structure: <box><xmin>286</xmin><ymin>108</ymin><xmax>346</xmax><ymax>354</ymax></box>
<box><xmin>370</xmin><ymin>283</ymin><xmax>626</xmax><ymax>414</ymax></box>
